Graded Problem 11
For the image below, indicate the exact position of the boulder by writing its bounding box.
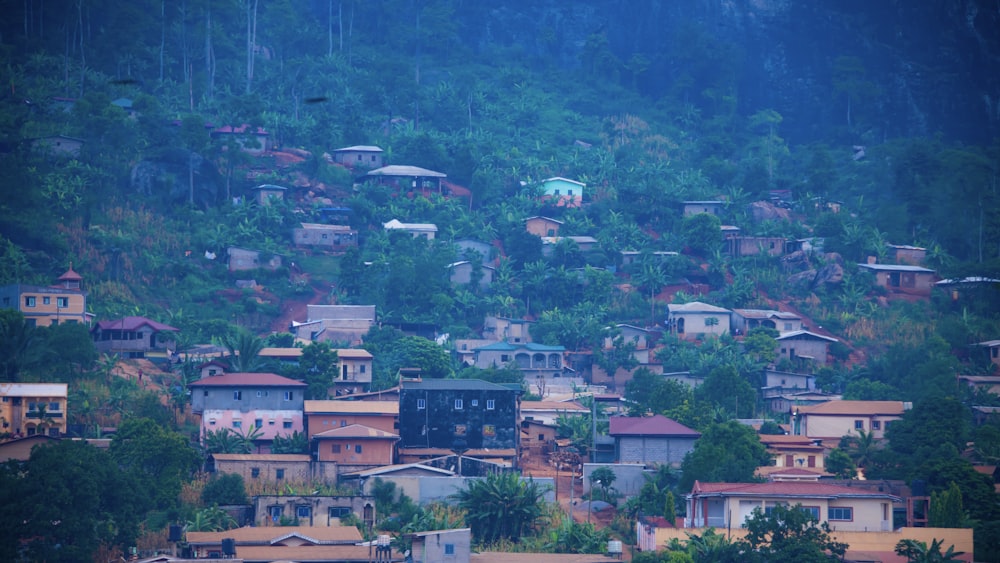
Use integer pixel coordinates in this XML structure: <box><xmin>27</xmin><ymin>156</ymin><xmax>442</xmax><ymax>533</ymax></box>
<box><xmin>749</xmin><ymin>200</ymin><xmax>792</xmax><ymax>222</ymax></box>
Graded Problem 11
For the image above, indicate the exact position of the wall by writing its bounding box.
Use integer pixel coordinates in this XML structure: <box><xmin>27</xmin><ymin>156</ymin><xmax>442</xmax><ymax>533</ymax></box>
<box><xmin>618</xmin><ymin>436</ymin><xmax>696</xmax><ymax>466</ymax></box>
<box><xmin>582</xmin><ymin>463</ymin><xmax>650</xmax><ymax>496</ymax></box>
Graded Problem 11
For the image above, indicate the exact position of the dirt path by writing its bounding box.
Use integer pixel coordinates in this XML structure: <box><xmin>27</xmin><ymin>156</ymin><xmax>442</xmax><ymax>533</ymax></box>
<box><xmin>270</xmin><ymin>280</ymin><xmax>331</xmax><ymax>334</ymax></box>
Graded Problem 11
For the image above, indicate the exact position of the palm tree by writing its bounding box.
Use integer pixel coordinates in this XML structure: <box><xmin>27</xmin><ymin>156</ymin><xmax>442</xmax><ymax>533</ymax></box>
<box><xmin>221</xmin><ymin>331</ymin><xmax>267</xmax><ymax>372</ymax></box>
<box><xmin>451</xmin><ymin>472</ymin><xmax>548</xmax><ymax>544</ymax></box>
<box><xmin>187</xmin><ymin>505</ymin><xmax>238</xmax><ymax>532</ymax></box>
<box><xmin>895</xmin><ymin>538</ymin><xmax>965</xmax><ymax>562</ymax></box>
<box><xmin>0</xmin><ymin>314</ymin><xmax>44</xmax><ymax>382</ymax></box>
<box><xmin>841</xmin><ymin>428</ymin><xmax>878</xmax><ymax>472</ymax></box>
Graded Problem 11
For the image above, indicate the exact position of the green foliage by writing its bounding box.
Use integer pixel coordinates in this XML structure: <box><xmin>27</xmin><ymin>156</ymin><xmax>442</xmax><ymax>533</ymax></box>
<box><xmin>894</xmin><ymin>538</ymin><xmax>965</xmax><ymax>563</ymax></box>
<box><xmin>271</xmin><ymin>430</ymin><xmax>309</xmax><ymax>454</ymax></box>
<box><xmin>928</xmin><ymin>482</ymin><xmax>968</xmax><ymax>528</ymax></box>
<box><xmin>109</xmin><ymin>418</ymin><xmax>200</xmax><ymax>511</ymax></box>
<box><xmin>589</xmin><ymin>466</ymin><xmax>617</xmax><ymax>502</ymax></box>
<box><xmin>681</xmin><ymin>213</ymin><xmax>723</xmax><ymax>257</ymax></box>
<box><xmin>201</xmin><ymin>473</ymin><xmax>249</xmax><ymax>506</ymax></box>
<box><xmin>680</xmin><ymin>421</ymin><xmax>770</xmax><ymax>491</ymax></box>
<box><xmin>738</xmin><ymin>504</ymin><xmax>847</xmax><ymax>563</ymax></box>
<box><xmin>451</xmin><ymin>472</ymin><xmax>548</xmax><ymax>544</ymax></box>
<box><xmin>825</xmin><ymin>448</ymin><xmax>858</xmax><ymax>480</ymax></box>
<box><xmin>187</xmin><ymin>505</ymin><xmax>239</xmax><ymax>532</ymax></box>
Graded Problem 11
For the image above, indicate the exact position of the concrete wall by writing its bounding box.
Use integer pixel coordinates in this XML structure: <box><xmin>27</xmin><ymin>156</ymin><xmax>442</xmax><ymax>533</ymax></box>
<box><xmin>582</xmin><ymin>463</ymin><xmax>650</xmax><ymax>496</ymax></box>
<box><xmin>363</xmin><ymin>475</ymin><xmax>556</xmax><ymax>505</ymax></box>
<box><xmin>618</xmin><ymin>436</ymin><xmax>696</xmax><ymax>466</ymax></box>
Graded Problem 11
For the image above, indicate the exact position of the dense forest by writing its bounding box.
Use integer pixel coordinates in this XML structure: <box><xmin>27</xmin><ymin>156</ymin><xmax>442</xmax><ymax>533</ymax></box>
<box><xmin>2</xmin><ymin>0</ymin><xmax>1000</xmax><ymax>560</ymax></box>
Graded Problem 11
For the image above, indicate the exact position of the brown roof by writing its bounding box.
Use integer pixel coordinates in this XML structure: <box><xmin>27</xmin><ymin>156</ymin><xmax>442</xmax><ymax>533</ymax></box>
<box><xmin>304</xmin><ymin>400</ymin><xmax>398</xmax><ymax>415</ymax></box>
<box><xmin>313</xmin><ymin>424</ymin><xmax>399</xmax><ymax>440</ymax></box>
<box><xmin>608</xmin><ymin>415</ymin><xmax>700</xmax><ymax>438</ymax></box>
<box><xmin>795</xmin><ymin>400</ymin><xmax>906</xmax><ymax>416</ymax></box>
<box><xmin>472</xmin><ymin>554</ymin><xmax>612</xmax><ymax>563</ymax></box>
<box><xmin>189</xmin><ymin>372</ymin><xmax>307</xmax><ymax>387</ymax></box>
<box><xmin>691</xmin><ymin>480</ymin><xmax>899</xmax><ymax>500</ymax></box>
<box><xmin>186</xmin><ymin>525</ymin><xmax>362</xmax><ymax>545</ymax></box>
<box><xmin>336</xmin><ymin>349</ymin><xmax>374</xmax><ymax>359</ymax></box>
<box><xmin>758</xmin><ymin>434</ymin><xmax>822</xmax><ymax>445</ymax></box>
<box><xmin>521</xmin><ymin>400</ymin><xmax>588</xmax><ymax>412</ymax></box>
<box><xmin>211</xmin><ymin>454</ymin><xmax>310</xmax><ymax>463</ymax></box>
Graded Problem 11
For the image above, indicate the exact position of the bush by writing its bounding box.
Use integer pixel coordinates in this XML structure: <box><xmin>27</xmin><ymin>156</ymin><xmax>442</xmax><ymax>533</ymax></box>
<box><xmin>201</xmin><ymin>473</ymin><xmax>249</xmax><ymax>506</ymax></box>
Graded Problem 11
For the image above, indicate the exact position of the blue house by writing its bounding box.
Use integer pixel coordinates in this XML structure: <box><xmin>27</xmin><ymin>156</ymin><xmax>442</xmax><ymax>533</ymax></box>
<box><xmin>538</xmin><ymin>177</ymin><xmax>585</xmax><ymax>208</ymax></box>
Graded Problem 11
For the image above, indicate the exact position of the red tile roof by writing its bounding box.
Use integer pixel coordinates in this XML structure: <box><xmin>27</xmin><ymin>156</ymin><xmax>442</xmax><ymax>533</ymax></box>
<box><xmin>608</xmin><ymin>415</ymin><xmax>700</xmax><ymax>437</ymax></box>
<box><xmin>796</xmin><ymin>400</ymin><xmax>905</xmax><ymax>416</ymax></box>
<box><xmin>188</xmin><ymin>372</ymin><xmax>307</xmax><ymax>387</ymax></box>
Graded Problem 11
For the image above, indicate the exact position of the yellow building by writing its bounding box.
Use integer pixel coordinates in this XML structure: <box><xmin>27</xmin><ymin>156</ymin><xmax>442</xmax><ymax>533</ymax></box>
<box><xmin>0</xmin><ymin>383</ymin><xmax>69</xmax><ymax>437</ymax></box>
<box><xmin>0</xmin><ymin>267</ymin><xmax>90</xmax><ymax>327</ymax></box>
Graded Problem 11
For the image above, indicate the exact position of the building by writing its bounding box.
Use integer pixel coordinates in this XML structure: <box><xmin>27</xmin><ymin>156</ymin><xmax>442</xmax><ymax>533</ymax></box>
<box><xmin>331</xmin><ymin>145</ymin><xmax>384</xmax><ymax>169</ymax></box>
<box><xmin>398</xmin><ymin>379</ymin><xmax>521</xmax><ymax>455</ymax></box>
<box><xmin>0</xmin><ymin>267</ymin><xmax>90</xmax><ymax>327</ymax></box>
<box><xmin>448</xmin><ymin>261</ymin><xmax>495</xmax><ymax>289</ymax></box>
<box><xmin>776</xmin><ymin>330</ymin><xmax>838</xmax><ymax>368</ymax></box>
<box><xmin>290</xmin><ymin>305</ymin><xmax>376</xmax><ymax>346</ymax></box>
<box><xmin>252</xmin><ymin>496</ymin><xmax>374</xmax><ymax>529</ymax></box>
<box><xmin>304</xmin><ymin>400</ymin><xmax>398</xmax><ymax>438</ymax></box>
<box><xmin>975</xmin><ymin>340</ymin><xmax>1000</xmax><ymax>369</ymax></box>
<box><xmin>608</xmin><ymin>415</ymin><xmax>700</xmax><ymax>466</ymax></box>
<box><xmin>227</xmin><ymin>246</ymin><xmax>283</xmax><ymax>272</ymax></box>
<box><xmin>482</xmin><ymin>316</ymin><xmax>533</xmax><ymax>343</ymax></box>
<box><xmin>538</xmin><ymin>177</ymin><xmax>585</xmax><ymax>208</ymax></box>
<box><xmin>313</xmin><ymin>424</ymin><xmax>399</xmax><ymax>467</ymax></box>
<box><xmin>185</xmin><ymin>525</ymin><xmax>365</xmax><ymax>559</ymax></box>
<box><xmin>540</xmin><ymin>236</ymin><xmax>599</xmax><ymax>255</ymax></box>
<box><xmin>520</xmin><ymin>400</ymin><xmax>589</xmax><ymax>425</ymax></box>
<box><xmin>471</xmin><ymin>341</ymin><xmax>565</xmax><ymax>380</ymax></box>
<box><xmin>666</xmin><ymin>301</ymin><xmax>732</xmax><ymax>339</ymax></box>
<box><xmin>364</xmin><ymin>165</ymin><xmax>447</xmax><ymax>193</ymax></box>
<box><xmin>333</xmin><ymin>348</ymin><xmax>375</xmax><ymax>395</ymax></box>
<box><xmin>0</xmin><ymin>383</ymin><xmax>68</xmax><ymax>437</ymax></box>
<box><xmin>208</xmin><ymin>453</ymin><xmax>335</xmax><ymax>484</ymax></box>
<box><xmin>91</xmin><ymin>316</ymin><xmax>179</xmax><ymax>358</ymax></box>
<box><xmin>682</xmin><ymin>200</ymin><xmax>724</xmax><ymax>217</ymax></box>
<box><xmin>211</xmin><ymin>125</ymin><xmax>270</xmax><ymax>155</ymax></box>
<box><xmin>857</xmin><ymin>263</ymin><xmax>937</xmax><ymax>296</ymax></box>
<box><xmin>685</xmin><ymin>480</ymin><xmax>899</xmax><ymax>532</ymax></box>
<box><xmin>792</xmin><ymin>400</ymin><xmax>907</xmax><ymax>440</ymax></box>
<box><xmin>888</xmin><ymin>244</ymin><xmax>927</xmax><ymax>265</ymax></box>
<box><xmin>757</xmin><ymin>434</ymin><xmax>827</xmax><ymax>474</ymax></box>
<box><xmin>383</xmin><ymin>218</ymin><xmax>438</xmax><ymax>239</ymax></box>
<box><xmin>409</xmin><ymin>528</ymin><xmax>472</xmax><ymax>563</ymax></box>
<box><xmin>31</xmin><ymin>135</ymin><xmax>84</xmax><ymax>157</ymax></box>
<box><xmin>525</xmin><ymin>216</ymin><xmax>564</xmax><ymax>237</ymax></box>
<box><xmin>189</xmin><ymin>372</ymin><xmax>307</xmax><ymax>449</ymax></box>
<box><xmin>726</xmin><ymin>236</ymin><xmax>786</xmax><ymax>258</ymax></box>
<box><xmin>731</xmin><ymin>309</ymin><xmax>803</xmax><ymax>334</ymax></box>
<box><xmin>292</xmin><ymin>223</ymin><xmax>358</xmax><ymax>250</ymax></box>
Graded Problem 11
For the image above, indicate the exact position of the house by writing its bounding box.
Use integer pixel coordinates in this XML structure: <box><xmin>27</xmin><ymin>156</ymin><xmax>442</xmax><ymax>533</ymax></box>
<box><xmin>857</xmin><ymin>263</ymin><xmax>937</xmax><ymax>295</ymax></box>
<box><xmin>608</xmin><ymin>415</ymin><xmax>700</xmax><ymax>466</ymax></box>
<box><xmin>726</xmin><ymin>236</ymin><xmax>786</xmax><ymax>258</ymax></box>
<box><xmin>764</xmin><ymin>368</ymin><xmax>817</xmax><ymax>392</ymax></box>
<box><xmin>111</xmin><ymin>97</ymin><xmax>137</xmax><ymax>119</ymax></box>
<box><xmin>197</xmin><ymin>360</ymin><xmax>229</xmax><ymax>378</ymax></box>
<box><xmin>454</xmin><ymin>339</ymin><xmax>498</xmax><ymax>366</ymax></box>
<box><xmin>666</xmin><ymin>301</ymin><xmax>731</xmax><ymax>339</ymax></box>
<box><xmin>732</xmin><ymin>309</ymin><xmax>803</xmax><ymax>334</ymax></box>
<box><xmin>186</xmin><ymin>525</ymin><xmax>365</xmax><ymax>559</ymax></box>
<box><xmin>682</xmin><ymin>200</ymin><xmax>724</xmax><ymax>217</ymax></box>
<box><xmin>292</xmin><ymin>223</ymin><xmax>358</xmax><ymax>250</ymax></box>
<box><xmin>525</xmin><ymin>216</ymin><xmax>564</xmax><ymax>237</ymax></box>
<box><xmin>453</xmin><ymin>239</ymin><xmax>494</xmax><ymax>266</ymax></box>
<box><xmin>757</xmin><ymin>434</ymin><xmax>827</xmax><ymax>474</ymax></box>
<box><xmin>211</xmin><ymin>124</ymin><xmax>270</xmax><ymax>154</ymax></box>
<box><xmin>364</xmin><ymin>165</ymin><xmax>447</xmax><ymax>193</ymax></box>
<box><xmin>975</xmin><ymin>340</ymin><xmax>1000</xmax><ymax>369</ymax></box>
<box><xmin>251</xmin><ymin>184</ymin><xmax>287</xmax><ymax>206</ymax></box>
<box><xmin>776</xmin><ymin>330</ymin><xmax>838</xmax><ymax>368</ymax></box>
<box><xmin>471</xmin><ymin>341</ymin><xmax>566</xmax><ymax>380</ymax></box>
<box><xmin>888</xmin><ymin>244</ymin><xmax>927</xmax><ymax>265</ymax></box>
<box><xmin>520</xmin><ymin>400</ymin><xmax>589</xmax><ymax>425</ymax></box>
<box><xmin>763</xmin><ymin>390</ymin><xmax>841</xmax><ymax>415</ymax></box>
<box><xmin>620</xmin><ymin>250</ymin><xmax>679</xmax><ymax>267</ymax></box>
<box><xmin>792</xmin><ymin>400</ymin><xmax>907</xmax><ymax>440</ymax></box>
<box><xmin>0</xmin><ymin>383</ymin><xmax>68</xmax><ymax>437</ymax></box>
<box><xmin>31</xmin><ymin>135</ymin><xmax>84</xmax><ymax>157</ymax></box>
<box><xmin>540</xmin><ymin>235</ymin><xmax>599</xmax><ymax>255</ymax></box>
<box><xmin>313</xmin><ymin>424</ymin><xmax>399</xmax><ymax>467</ymax></box>
<box><xmin>208</xmin><ymin>453</ymin><xmax>336</xmax><ymax>484</ymax></box>
<box><xmin>958</xmin><ymin>375</ymin><xmax>1000</xmax><ymax>396</ymax></box>
<box><xmin>591</xmin><ymin>324</ymin><xmax>657</xmax><ymax>390</ymax></box>
<box><xmin>521</xmin><ymin>419</ymin><xmax>559</xmax><ymax>455</ymax></box>
<box><xmin>383</xmin><ymin>218</ymin><xmax>438</xmax><ymax>239</ymax></box>
<box><xmin>331</xmin><ymin>145</ymin><xmax>384</xmax><ymax>169</ymax></box>
<box><xmin>333</xmin><ymin>348</ymin><xmax>375</xmax><ymax>395</ymax></box>
<box><xmin>935</xmin><ymin>276</ymin><xmax>1000</xmax><ymax>303</ymax></box>
<box><xmin>398</xmin><ymin>379</ymin><xmax>521</xmax><ymax>459</ymax></box>
<box><xmin>409</xmin><ymin>528</ymin><xmax>472</xmax><ymax>563</ymax></box>
<box><xmin>227</xmin><ymin>246</ymin><xmax>283</xmax><ymax>272</ymax></box>
<box><xmin>0</xmin><ymin>266</ymin><xmax>90</xmax><ymax>327</ymax></box>
<box><xmin>290</xmin><ymin>305</ymin><xmax>376</xmax><ymax>346</ymax></box>
<box><xmin>91</xmin><ymin>316</ymin><xmax>179</xmax><ymax>358</ymax></box>
<box><xmin>539</xmin><ymin>177</ymin><xmax>585</xmax><ymax>208</ymax></box>
<box><xmin>0</xmin><ymin>434</ymin><xmax>59</xmax><ymax>462</ymax></box>
<box><xmin>482</xmin><ymin>316</ymin><xmax>533</xmax><ymax>343</ymax></box>
<box><xmin>304</xmin><ymin>400</ymin><xmax>398</xmax><ymax>438</ymax></box>
<box><xmin>685</xmin><ymin>480</ymin><xmax>899</xmax><ymax>532</ymax></box>
<box><xmin>448</xmin><ymin>261</ymin><xmax>495</xmax><ymax>289</ymax></box>
<box><xmin>189</xmin><ymin>372</ymin><xmax>307</xmax><ymax>450</ymax></box>
<box><xmin>662</xmin><ymin>371</ymin><xmax>705</xmax><ymax>388</ymax></box>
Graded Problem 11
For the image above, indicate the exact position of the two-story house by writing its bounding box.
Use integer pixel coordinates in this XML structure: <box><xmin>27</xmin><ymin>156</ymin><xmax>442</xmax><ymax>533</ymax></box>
<box><xmin>731</xmin><ymin>309</ymin><xmax>803</xmax><ymax>334</ymax></box>
<box><xmin>0</xmin><ymin>383</ymin><xmax>68</xmax><ymax>437</ymax></box>
<box><xmin>398</xmin><ymin>379</ymin><xmax>521</xmax><ymax>469</ymax></box>
<box><xmin>792</xmin><ymin>400</ymin><xmax>908</xmax><ymax>441</ymax></box>
<box><xmin>304</xmin><ymin>400</ymin><xmax>398</xmax><ymax>438</ymax></box>
<box><xmin>91</xmin><ymin>316</ymin><xmax>180</xmax><ymax>359</ymax></box>
<box><xmin>685</xmin><ymin>480</ymin><xmax>900</xmax><ymax>532</ymax></box>
<box><xmin>312</xmin><ymin>424</ymin><xmax>399</xmax><ymax>468</ymax></box>
<box><xmin>666</xmin><ymin>301</ymin><xmax>732</xmax><ymax>339</ymax></box>
<box><xmin>189</xmin><ymin>372</ymin><xmax>307</xmax><ymax>451</ymax></box>
<box><xmin>776</xmin><ymin>330</ymin><xmax>838</xmax><ymax>368</ymax></box>
<box><xmin>608</xmin><ymin>415</ymin><xmax>700</xmax><ymax>467</ymax></box>
<box><xmin>0</xmin><ymin>267</ymin><xmax>90</xmax><ymax>327</ymax></box>
<box><xmin>757</xmin><ymin>434</ymin><xmax>828</xmax><ymax>477</ymax></box>
<box><xmin>334</xmin><ymin>348</ymin><xmax>374</xmax><ymax>395</ymax></box>
<box><xmin>471</xmin><ymin>341</ymin><xmax>565</xmax><ymax>380</ymax></box>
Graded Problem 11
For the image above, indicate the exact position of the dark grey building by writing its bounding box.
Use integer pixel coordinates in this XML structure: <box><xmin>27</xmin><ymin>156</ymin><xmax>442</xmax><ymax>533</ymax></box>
<box><xmin>398</xmin><ymin>379</ymin><xmax>520</xmax><ymax>453</ymax></box>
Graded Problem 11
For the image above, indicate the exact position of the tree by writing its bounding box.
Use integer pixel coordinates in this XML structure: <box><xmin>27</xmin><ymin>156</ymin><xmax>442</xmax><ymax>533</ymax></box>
<box><xmin>287</xmin><ymin>341</ymin><xmax>338</xmax><ymax>399</ymax></box>
<box><xmin>589</xmin><ymin>466</ymin><xmax>617</xmax><ymax>502</ymax></box>
<box><xmin>201</xmin><ymin>473</ymin><xmax>249</xmax><ymax>506</ymax></box>
<box><xmin>681</xmin><ymin>213</ymin><xmax>722</xmax><ymax>257</ymax></box>
<box><xmin>451</xmin><ymin>471</ymin><xmax>547</xmax><ymax>544</ymax></box>
<box><xmin>109</xmin><ymin>417</ymin><xmax>199</xmax><ymax>511</ymax></box>
<box><xmin>825</xmin><ymin>448</ymin><xmax>858</xmax><ymax>480</ymax></box>
<box><xmin>738</xmin><ymin>504</ymin><xmax>847</xmax><ymax>563</ymax></box>
<box><xmin>695</xmin><ymin>365</ymin><xmax>757</xmax><ymax>419</ymax></box>
<box><xmin>0</xmin><ymin>309</ymin><xmax>45</xmax><ymax>382</ymax></box>
<box><xmin>187</xmin><ymin>505</ymin><xmax>239</xmax><ymax>532</ymax></box>
<box><xmin>680</xmin><ymin>421</ymin><xmax>770</xmax><ymax>491</ymax></box>
<box><xmin>594</xmin><ymin>334</ymin><xmax>639</xmax><ymax>391</ymax></box>
<box><xmin>928</xmin><ymin>482</ymin><xmax>967</xmax><ymax>528</ymax></box>
<box><xmin>221</xmin><ymin>330</ymin><xmax>268</xmax><ymax>373</ymax></box>
<box><xmin>271</xmin><ymin>430</ymin><xmax>308</xmax><ymax>454</ymax></box>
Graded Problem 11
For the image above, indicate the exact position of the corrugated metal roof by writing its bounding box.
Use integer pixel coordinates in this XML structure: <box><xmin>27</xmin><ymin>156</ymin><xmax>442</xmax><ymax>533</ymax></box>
<box><xmin>189</xmin><ymin>372</ymin><xmax>307</xmax><ymax>387</ymax></box>
<box><xmin>608</xmin><ymin>415</ymin><xmax>700</xmax><ymax>437</ymax></box>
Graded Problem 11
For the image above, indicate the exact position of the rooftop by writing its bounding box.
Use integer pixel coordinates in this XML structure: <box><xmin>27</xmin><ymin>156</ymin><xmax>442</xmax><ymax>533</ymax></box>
<box><xmin>690</xmin><ymin>480</ymin><xmax>900</xmax><ymax>500</ymax></box>
<box><xmin>304</xmin><ymin>400</ymin><xmax>398</xmax><ymax>415</ymax></box>
<box><xmin>608</xmin><ymin>414</ymin><xmax>700</xmax><ymax>437</ymax></box>
<box><xmin>667</xmin><ymin>301</ymin><xmax>731</xmax><ymax>314</ymax></box>
<box><xmin>367</xmin><ymin>165</ymin><xmax>446</xmax><ymax>178</ymax></box>
<box><xmin>188</xmin><ymin>372</ymin><xmax>307</xmax><ymax>388</ymax></box>
<box><xmin>313</xmin><ymin>424</ymin><xmax>399</xmax><ymax>440</ymax></box>
<box><xmin>795</xmin><ymin>400</ymin><xmax>906</xmax><ymax>416</ymax></box>
<box><xmin>856</xmin><ymin>263</ymin><xmax>935</xmax><ymax>273</ymax></box>
<box><xmin>0</xmin><ymin>383</ymin><xmax>68</xmax><ymax>397</ymax></box>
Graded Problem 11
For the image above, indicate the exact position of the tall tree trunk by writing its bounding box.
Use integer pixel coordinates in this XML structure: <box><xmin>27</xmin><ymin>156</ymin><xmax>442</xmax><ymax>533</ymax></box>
<box><xmin>159</xmin><ymin>0</ymin><xmax>165</xmax><ymax>82</ymax></box>
<box><xmin>205</xmin><ymin>0</ymin><xmax>215</xmax><ymax>99</ymax></box>
<box><xmin>77</xmin><ymin>0</ymin><xmax>85</xmax><ymax>97</ymax></box>
<box><xmin>245</xmin><ymin>0</ymin><xmax>258</xmax><ymax>95</ymax></box>
<box><xmin>180</xmin><ymin>0</ymin><xmax>189</xmax><ymax>85</ymax></box>
<box><xmin>328</xmin><ymin>0</ymin><xmax>333</xmax><ymax>56</ymax></box>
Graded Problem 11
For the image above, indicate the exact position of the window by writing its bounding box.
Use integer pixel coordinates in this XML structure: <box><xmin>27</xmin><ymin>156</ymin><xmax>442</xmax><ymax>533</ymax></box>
<box><xmin>360</xmin><ymin>365</ymin><xmax>366</xmax><ymax>374</ymax></box>
<box><xmin>296</xmin><ymin>505</ymin><xmax>311</xmax><ymax>519</ymax></box>
<box><xmin>801</xmin><ymin>506</ymin><xmax>820</xmax><ymax>519</ymax></box>
<box><xmin>784</xmin><ymin>322</ymin><xmax>793</xmax><ymax>330</ymax></box>
<box><xmin>332</xmin><ymin>444</ymin><xmax>341</xmax><ymax>453</ymax></box>
<box><xmin>256</xmin><ymin>390</ymin><xmax>263</xmax><ymax>397</ymax></box>
<box><xmin>828</xmin><ymin>507</ymin><xmax>853</xmax><ymax>521</ymax></box>
<box><xmin>330</xmin><ymin>506</ymin><xmax>351</xmax><ymax>518</ymax></box>
<box><xmin>355</xmin><ymin>444</ymin><xmax>362</xmax><ymax>454</ymax></box>
<box><xmin>339</xmin><ymin>419</ymin><xmax>346</xmax><ymax>427</ymax></box>
<box><xmin>232</xmin><ymin>420</ymin><xmax>242</xmax><ymax>428</ymax></box>
<box><xmin>500</xmin><ymin>354</ymin><xmax>510</xmax><ymax>362</ymax></box>
<box><xmin>471</xmin><ymin>399</ymin><xmax>479</xmax><ymax>407</ymax></box>
<box><xmin>284</xmin><ymin>391</ymin><xmax>293</xmax><ymax>401</ymax></box>
<box><xmin>444</xmin><ymin>544</ymin><xmax>455</xmax><ymax>555</ymax></box>
<box><xmin>24</xmin><ymin>296</ymin><xmax>35</xmax><ymax>307</ymax></box>
<box><xmin>57</xmin><ymin>297</ymin><xmax>68</xmax><ymax>308</ymax></box>
<box><xmin>269</xmin><ymin>506</ymin><xmax>282</xmax><ymax>522</ymax></box>
<box><xmin>854</xmin><ymin>420</ymin><xmax>864</xmax><ymax>430</ymax></box>
<box><xmin>234</xmin><ymin>391</ymin><xmax>243</xmax><ymax>400</ymax></box>
<box><xmin>455</xmin><ymin>399</ymin><xmax>463</xmax><ymax>410</ymax></box>
<box><xmin>251</xmin><ymin>467</ymin><xmax>260</xmax><ymax>478</ymax></box>
<box><xmin>872</xmin><ymin>420</ymin><xmax>881</xmax><ymax>430</ymax></box>
<box><xmin>276</xmin><ymin>469</ymin><xmax>285</xmax><ymax>479</ymax></box>
<box><xmin>486</xmin><ymin>400</ymin><xmax>495</xmax><ymax>410</ymax></box>
<box><xmin>417</xmin><ymin>399</ymin><xmax>426</xmax><ymax>410</ymax></box>
<box><xmin>483</xmin><ymin>425</ymin><xmax>496</xmax><ymax>437</ymax></box>
<box><xmin>255</xmin><ymin>418</ymin><xmax>263</xmax><ymax>428</ymax></box>
<box><xmin>269</xmin><ymin>419</ymin><xmax>276</xmax><ymax>426</ymax></box>
<box><xmin>454</xmin><ymin>425</ymin><xmax>467</xmax><ymax>436</ymax></box>
<box><xmin>27</xmin><ymin>402</ymin><xmax>37</xmax><ymax>411</ymax></box>
<box><xmin>283</xmin><ymin>420</ymin><xmax>293</xmax><ymax>429</ymax></box>
<box><xmin>43</xmin><ymin>297</ymin><xmax>51</xmax><ymax>305</ymax></box>
<box><xmin>48</xmin><ymin>402</ymin><xmax>60</xmax><ymax>411</ymax></box>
